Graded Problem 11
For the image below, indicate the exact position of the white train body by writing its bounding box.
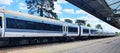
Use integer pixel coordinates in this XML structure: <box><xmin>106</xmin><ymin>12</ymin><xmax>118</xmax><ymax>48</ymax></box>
<box><xmin>0</xmin><ymin>9</ymin><xmax>116</xmax><ymax>38</ymax></box>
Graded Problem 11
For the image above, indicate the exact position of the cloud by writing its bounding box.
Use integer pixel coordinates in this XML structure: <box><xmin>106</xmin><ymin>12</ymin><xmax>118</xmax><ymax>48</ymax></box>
<box><xmin>57</xmin><ymin>0</ymin><xmax>68</xmax><ymax>4</ymax></box>
<box><xmin>53</xmin><ymin>0</ymin><xmax>69</xmax><ymax>14</ymax></box>
<box><xmin>0</xmin><ymin>6</ymin><xmax>6</xmax><ymax>9</ymax></box>
<box><xmin>53</xmin><ymin>2</ymin><xmax>62</xmax><ymax>14</ymax></box>
<box><xmin>76</xmin><ymin>10</ymin><xmax>89</xmax><ymax>15</ymax></box>
<box><xmin>19</xmin><ymin>3</ymin><xmax>27</xmax><ymax>10</ymax></box>
<box><xmin>53</xmin><ymin>0</ymin><xmax>68</xmax><ymax>14</ymax></box>
<box><xmin>0</xmin><ymin>0</ymin><xmax>13</xmax><ymax>5</ymax></box>
<box><xmin>63</xmin><ymin>9</ymin><xmax>75</xmax><ymax>14</ymax></box>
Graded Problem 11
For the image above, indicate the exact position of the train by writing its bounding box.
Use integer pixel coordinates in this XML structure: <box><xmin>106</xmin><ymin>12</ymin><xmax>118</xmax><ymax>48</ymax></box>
<box><xmin>0</xmin><ymin>9</ymin><xmax>116</xmax><ymax>47</ymax></box>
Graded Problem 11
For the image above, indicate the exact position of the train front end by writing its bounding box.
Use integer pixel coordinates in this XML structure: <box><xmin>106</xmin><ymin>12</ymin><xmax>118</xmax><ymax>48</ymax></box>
<box><xmin>0</xmin><ymin>11</ymin><xmax>4</xmax><ymax>38</ymax></box>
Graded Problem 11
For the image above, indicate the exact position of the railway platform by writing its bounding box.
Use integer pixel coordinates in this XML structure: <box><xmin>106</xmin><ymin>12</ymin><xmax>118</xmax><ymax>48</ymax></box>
<box><xmin>0</xmin><ymin>36</ymin><xmax>120</xmax><ymax>53</ymax></box>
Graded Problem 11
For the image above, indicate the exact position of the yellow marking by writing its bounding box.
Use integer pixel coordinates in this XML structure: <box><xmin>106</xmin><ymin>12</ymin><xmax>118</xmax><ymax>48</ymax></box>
<box><xmin>1</xmin><ymin>16</ymin><xmax>4</xmax><ymax>21</ymax></box>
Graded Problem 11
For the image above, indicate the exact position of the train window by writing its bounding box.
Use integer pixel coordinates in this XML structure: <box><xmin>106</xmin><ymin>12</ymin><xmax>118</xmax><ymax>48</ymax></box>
<box><xmin>91</xmin><ymin>30</ymin><xmax>97</xmax><ymax>34</ymax></box>
<box><xmin>6</xmin><ymin>18</ymin><xmax>62</xmax><ymax>32</ymax></box>
<box><xmin>0</xmin><ymin>17</ymin><xmax>2</xmax><ymax>28</ymax></box>
<box><xmin>68</xmin><ymin>27</ymin><xmax>78</xmax><ymax>32</ymax></box>
<box><xmin>83</xmin><ymin>29</ymin><xmax>89</xmax><ymax>33</ymax></box>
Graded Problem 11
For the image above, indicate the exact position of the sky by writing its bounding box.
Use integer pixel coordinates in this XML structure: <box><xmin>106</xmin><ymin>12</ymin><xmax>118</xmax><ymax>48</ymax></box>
<box><xmin>0</xmin><ymin>0</ymin><xmax>120</xmax><ymax>32</ymax></box>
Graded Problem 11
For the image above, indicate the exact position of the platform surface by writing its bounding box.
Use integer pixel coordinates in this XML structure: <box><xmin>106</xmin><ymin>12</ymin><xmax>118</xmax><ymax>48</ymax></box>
<box><xmin>0</xmin><ymin>36</ymin><xmax>120</xmax><ymax>53</ymax></box>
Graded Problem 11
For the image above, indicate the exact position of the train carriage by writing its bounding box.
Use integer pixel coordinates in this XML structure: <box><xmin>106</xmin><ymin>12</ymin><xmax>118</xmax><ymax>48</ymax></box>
<box><xmin>0</xmin><ymin>9</ymin><xmax>116</xmax><ymax>47</ymax></box>
<box><xmin>0</xmin><ymin>9</ymin><xmax>79</xmax><ymax>38</ymax></box>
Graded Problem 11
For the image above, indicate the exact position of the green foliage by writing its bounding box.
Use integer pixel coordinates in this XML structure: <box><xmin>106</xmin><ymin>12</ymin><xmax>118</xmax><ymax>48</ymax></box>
<box><xmin>64</xmin><ymin>19</ymin><xmax>73</xmax><ymax>23</ymax></box>
<box><xmin>25</xmin><ymin>0</ymin><xmax>59</xmax><ymax>20</ymax></box>
<box><xmin>75</xmin><ymin>20</ymin><xmax>86</xmax><ymax>26</ymax></box>
<box><xmin>87</xmin><ymin>23</ymin><xmax>91</xmax><ymax>27</ymax></box>
<box><xmin>115</xmin><ymin>32</ymin><xmax>120</xmax><ymax>36</ymax></box>
<box><xmin>95</xmin><ymin>24</ymin><xmax>103</xmax><ymax>29</ymax></box>
<box><xmin>53</xmin><ymin>16</ymin><xmax>60</xmax><ymax>20</ymax></box>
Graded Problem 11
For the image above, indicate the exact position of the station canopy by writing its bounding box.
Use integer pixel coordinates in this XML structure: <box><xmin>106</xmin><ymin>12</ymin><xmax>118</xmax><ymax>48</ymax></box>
<box><xmin>66</xmin><ymin>0</ymin><xmax>120</xmax><ymax>29</ymax></box>
<box><xmin>106</xmin><ymin>0</ymin><xmax>120</xmax><ymax>14</ymax></box>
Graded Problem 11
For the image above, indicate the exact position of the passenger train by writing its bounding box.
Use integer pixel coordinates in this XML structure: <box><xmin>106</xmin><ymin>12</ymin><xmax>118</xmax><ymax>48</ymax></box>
<box><xmin>0</xmin><ymin>9</ymin><xmax>115</xmax><ymax>46</ymax></box>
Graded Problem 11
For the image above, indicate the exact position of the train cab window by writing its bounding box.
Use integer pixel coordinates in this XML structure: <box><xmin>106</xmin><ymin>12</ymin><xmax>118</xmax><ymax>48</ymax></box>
<box><xmin>83</xmin><ymin>29</ymin><xmax>89</xmax><ymax>33</ymax></box>
<box><xmin>0</xmin><ymin>17</ymin><xmax>2</xmax><ymax>28</ymax></box>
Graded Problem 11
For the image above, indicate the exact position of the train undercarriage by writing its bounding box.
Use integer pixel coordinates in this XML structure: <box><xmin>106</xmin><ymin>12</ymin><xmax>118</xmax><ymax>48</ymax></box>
<box><xmin>0</xmin><ymin>36</ymin><xmax>114</xmax><ymax>47</ymax></box>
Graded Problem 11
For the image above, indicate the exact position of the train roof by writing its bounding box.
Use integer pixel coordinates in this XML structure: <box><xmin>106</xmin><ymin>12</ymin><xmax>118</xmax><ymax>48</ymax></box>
<box><xmin>0</xmin><ymin>9</ymin><xmax>78</xmax><ymax>26</ymax></box>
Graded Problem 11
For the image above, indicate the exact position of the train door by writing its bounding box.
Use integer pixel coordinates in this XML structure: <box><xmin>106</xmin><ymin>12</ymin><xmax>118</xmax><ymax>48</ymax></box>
<box><xmin>63</xmin><ymin>25</ymin><xmax>67</xmax><ymax>36</ymax></box>
<box><xmin>0</xmin><ymin>13</ymin><xmax>4</xmax><ymax>37</ymax></box>
<box><xmin>78</xmin><ymin>26</ymin><xmax>81</xmax><ymax>36</ymax></box>
<box><xmin>66</xmin><ymin>25</ymin><xmax>68</xmax><ymax>35</ymax></box>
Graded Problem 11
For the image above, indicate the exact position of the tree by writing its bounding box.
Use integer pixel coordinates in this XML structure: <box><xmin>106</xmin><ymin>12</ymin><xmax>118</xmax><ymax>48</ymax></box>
<box><xmin>115</xmin><ymin>32</ymin><xmax>120</xmax><ymax>36</ymax></box>
<box><xmin>75</xmin><ymin>20</ymin><xmax>86</xmax><ymax>26</ymax></box>
<box><xmin>95</xmin><ymin>24</ymin><xmax>102</xmax><ymax>29</ymax></box>
<box><xmin>87</xmin><ymin>23</ymin><xmax>91</xmax><ymax>27</ymax></box>
<box><xmin>53</xmin><ymin>13</ymin><xmax>59</xmax><ymax>20</ymax></box>
<box><xmin>64</xmin><ymin>19</ymin><xmax>73</xmax><ymax>23</ymax></box>
<box><xmin>25</xmin><ymin>0</ymin><xmax>58</xmax><ymax>19</ymax></box>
